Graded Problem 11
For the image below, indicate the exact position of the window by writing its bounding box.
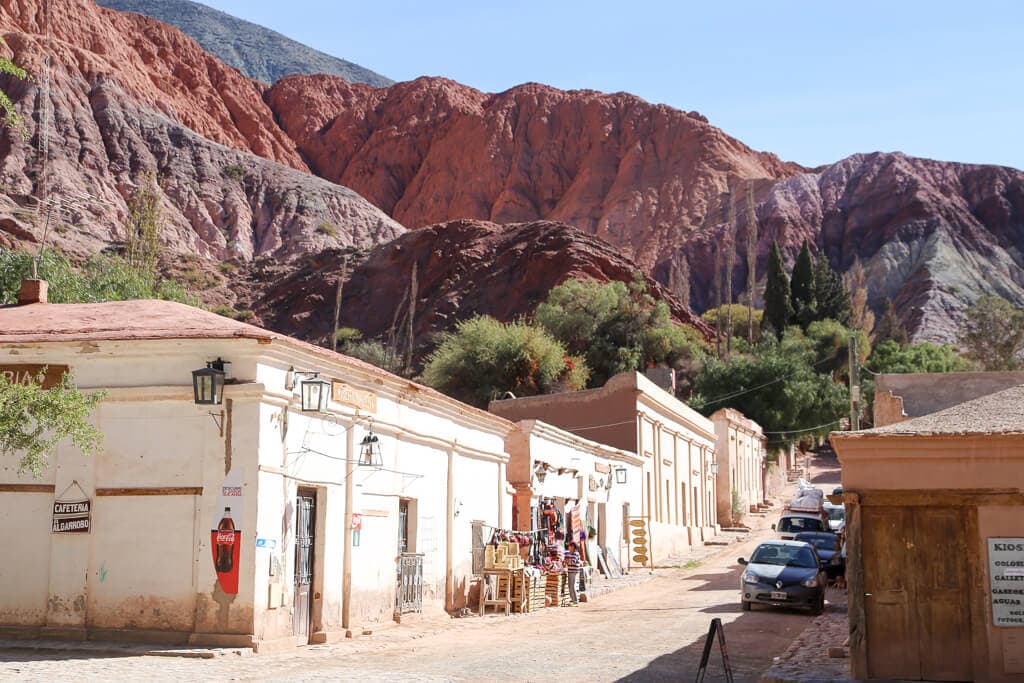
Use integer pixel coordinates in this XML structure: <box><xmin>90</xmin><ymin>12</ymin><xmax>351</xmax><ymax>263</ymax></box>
<box><xmin>751</xmin><ymin>544</ymin><xmax>817</xmax><ymax>568</ymax></box>
<box><xmin>777</xmin><ymin>516</ymin><xmax>825</xmax><ymax>534</ymax></box>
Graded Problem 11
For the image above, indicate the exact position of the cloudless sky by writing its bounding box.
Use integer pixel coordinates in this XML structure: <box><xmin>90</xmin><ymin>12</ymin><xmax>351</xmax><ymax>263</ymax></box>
<box><xmin>202</xmin><ymin>0</ymin><xmax>1023</xmax><ymax>170</ymax></box>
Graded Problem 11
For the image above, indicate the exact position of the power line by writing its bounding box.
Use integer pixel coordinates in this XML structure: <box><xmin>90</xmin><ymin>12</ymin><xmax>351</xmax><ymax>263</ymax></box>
<box><xmin>698</xmin><ymin>349</ymin><xmax>841</xmax><ymax>408</ymax></box>
<box><xmin>763</xmin><ymin>420</ymin><xmax>842</xmax><ymax>435</ymax></box>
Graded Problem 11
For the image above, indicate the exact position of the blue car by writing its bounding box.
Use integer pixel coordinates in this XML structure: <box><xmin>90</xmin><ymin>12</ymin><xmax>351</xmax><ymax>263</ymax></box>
<box><xmin>795</xmin><ymin>531</ymin><xmax>844</xmax><ymax>580</ymax></box>
<box><xmin>738</xmin><ymin>540</ymin><xmax>827</xmax><ymax>614</ymax></box>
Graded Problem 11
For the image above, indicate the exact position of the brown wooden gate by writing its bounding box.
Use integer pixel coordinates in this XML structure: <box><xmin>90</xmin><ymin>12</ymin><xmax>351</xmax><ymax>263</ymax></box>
<box><xmin>861</xmin><ymin>505</ymin><xmax>973</xmax><ymax>680</ymax></box>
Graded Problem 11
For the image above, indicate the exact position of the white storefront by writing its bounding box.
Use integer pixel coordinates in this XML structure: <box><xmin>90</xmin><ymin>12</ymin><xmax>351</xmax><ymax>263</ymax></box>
<box><xmin>0</xmin><ymin>293</ymin><xmax>513</xmax><ymax>650</ymax></box>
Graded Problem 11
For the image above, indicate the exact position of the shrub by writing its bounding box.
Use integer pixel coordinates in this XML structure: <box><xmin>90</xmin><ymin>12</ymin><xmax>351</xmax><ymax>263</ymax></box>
<box><xmin>221</xmin><ymin>164</ymin><xmax>246</xmax><ymax>181</ymax></box>
<box><xmin>316</xmin><ymin>222</ymin><xmax>339</xmax><ymax>238</ymax></box>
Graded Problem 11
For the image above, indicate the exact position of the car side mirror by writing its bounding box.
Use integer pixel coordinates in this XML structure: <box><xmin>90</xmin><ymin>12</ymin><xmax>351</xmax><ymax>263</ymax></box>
<box><xmin>771</xmin><ymin>523</ymin><xmax>776</xmax><ymax>531</ymax></box>
<box><xmin>738</xmin><ymin>558</ymin><xmax>748</xmax><ymax>565</ymax></box>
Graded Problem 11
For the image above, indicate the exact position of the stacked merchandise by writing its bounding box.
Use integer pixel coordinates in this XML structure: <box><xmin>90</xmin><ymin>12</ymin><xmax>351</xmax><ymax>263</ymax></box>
<box><xmin>511</xmin><ymin>567</ymin><xmax>546</xmax><ymax>613</ymax></box>
<box><xmin>545</xmin><ymin>572</ymin><xmax>570</xmax><ymax>607</ymax></box>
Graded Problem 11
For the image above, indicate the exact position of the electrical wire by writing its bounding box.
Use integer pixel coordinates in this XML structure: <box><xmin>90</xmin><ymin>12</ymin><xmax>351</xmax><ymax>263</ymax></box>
<box><xmin>567</xmin><ymin>419</ymin><xmax>637</xmax><ymax>433</ymax></box>
<box><xmin>762</xmin><ymin>420</ymin><xmax>842</xmax><ymax>435</ymax></box>
<box><xmin>698</xmin><ymin>349</ymin><xmax>842</xmax><ymax>408</ymax></box>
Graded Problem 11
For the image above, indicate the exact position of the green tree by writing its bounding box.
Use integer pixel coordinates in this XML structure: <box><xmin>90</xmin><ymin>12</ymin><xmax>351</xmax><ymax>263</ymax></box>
<box><xmin>124</xmin><ymin>173</ymin><xmax>162</xmax><ymax>277</ymax></box>
<box><xmin>0</xmin><ymin>372</ymin><xmax>104</xmax><ymax>477</ymax></box>
<box><xmin>334</xmin><ymin>327</ymin><xmax>407</xmax><ymax>375</ymax></box>
<box><xmin>534</xmin><ymin>276</ymin><xmax>704</xmax><ymax>388</ymax></box>
<box><xmin>959</xmin><ymin>295</ymin><xmax>1024</xmax><ymax>370</ymax></box>
<box><xmin>790</xmin><ymin>240</ymin><xmax>816</xmax><ymax>328</ymax></box>
<box><xmin>763</xmin><ymin>241</ymin><xmax>792</xmax><ymax>339</ymax></box>
<box><xmin>702</xmin><ymin>304</ymin><xmax>762</xmax><ymax>343</ymax></box>
<box><xmin>690</xmin><ymin>333</ymin><xmax>848</xmax><ymax>446</ymax></box>
<box><xmin>867</xmin><ymin>339</ymin><xmax>971</xmax><ymax>374</ymax></box>
<box><xmin>874</xmin><ymin>298</ymin><xmax>909</xmax><ymax>346</ymax></box>
<box><xmin>845</xmin><ymin>256</ymin><xmax>875</xmax><ymax>338</ymax></box>
<box><xmin>0</xmin><ymin>38</ymin><xmax>28</xmax><ymax>133</ymax></box>
<box><xmin>802</xmin><ymin>319</ymin><xmax>871</xmax><ymax>379</ymax></box>
<box><xmin>813</xmin><ymin>254</ymin><xmax>851</xmax><ymax>325</ymax></box>
<box><xmin>0</xmin><ymin>248</ymin><xmax>197</xmax><ymax>306</ymax></box>
<box><xmin>422</xmin><ymin>316</ymin><xmax>588</xmax><ymax>408</ymax></box>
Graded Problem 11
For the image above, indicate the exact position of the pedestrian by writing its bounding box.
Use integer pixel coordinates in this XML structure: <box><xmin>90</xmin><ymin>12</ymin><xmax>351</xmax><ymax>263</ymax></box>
<box><xmin>565</xmin><ymin>541</ymin><xmax>582</xmax><ymax>605</ymax></box>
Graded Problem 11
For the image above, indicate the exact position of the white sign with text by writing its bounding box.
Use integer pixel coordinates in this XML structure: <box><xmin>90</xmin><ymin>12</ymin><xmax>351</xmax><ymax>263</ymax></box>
<box><xmin>989</xmin><ymin>538</ymin><xmax>1024</xmax><ymax>627</ymax></box>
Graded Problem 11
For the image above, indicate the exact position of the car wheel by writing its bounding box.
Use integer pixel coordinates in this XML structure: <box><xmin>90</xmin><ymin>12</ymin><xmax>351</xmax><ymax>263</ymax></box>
<box><xmin>741</xmin><ymin>600</ymin><xmax>751</xmax><ymax>611</ymax></box>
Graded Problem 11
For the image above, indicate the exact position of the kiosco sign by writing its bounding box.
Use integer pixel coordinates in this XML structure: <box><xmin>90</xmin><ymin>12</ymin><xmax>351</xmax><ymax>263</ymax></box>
<box><xmin>988</xmin><ymin>537</ymin><xmax>1024</xmax><ymax>627</ymax></box>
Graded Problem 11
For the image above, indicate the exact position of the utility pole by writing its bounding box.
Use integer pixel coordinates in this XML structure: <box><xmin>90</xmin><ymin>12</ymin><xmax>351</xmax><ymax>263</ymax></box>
<box><xmin>331</xmin><ymin>256</ymin><xmax>348</xmax><ymax>352</ymax></box>
<box><xmin>848</xmin><ymin>334</ymin><xmax>860</xmax><ymax>431</ymax></box>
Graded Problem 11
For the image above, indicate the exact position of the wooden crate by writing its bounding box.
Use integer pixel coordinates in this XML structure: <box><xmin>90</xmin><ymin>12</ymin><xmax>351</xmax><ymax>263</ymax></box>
<box><xmin>511</xmin><ymin>573</ymin><xmax>546</xmax><ymax>613</ymax></box>
<box><xmin>545</xmin><ymin>572</ymin><xmax>570</xmax><ymax>607</ymax></box>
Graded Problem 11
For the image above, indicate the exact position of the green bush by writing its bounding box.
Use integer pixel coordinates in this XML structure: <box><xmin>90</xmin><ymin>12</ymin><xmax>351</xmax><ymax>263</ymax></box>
<box><xmin>221</xmin><ymin>164</ymin><xmax>246</xmax><ymax>181</ymax></box>
<box><xmin>423</xmin><ymin>316</ymin><xmax>588</xmax><ymax>408</ymax></box>
<box><xmin>316</xmin><ymin>222</ymin><xmax>339</xmax><ymax>238</ymax></box>
<box><xmin>211</xmin><ymin>305</ymin><xmax>255</xmax><ymax>322</ymax></box>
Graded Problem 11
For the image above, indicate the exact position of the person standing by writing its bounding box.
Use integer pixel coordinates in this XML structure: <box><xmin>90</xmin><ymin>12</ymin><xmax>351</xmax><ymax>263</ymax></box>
<box><xmin>565</xmin><ymin>541</ymin><xmax>582</xmax><ymax>605</ymax></box>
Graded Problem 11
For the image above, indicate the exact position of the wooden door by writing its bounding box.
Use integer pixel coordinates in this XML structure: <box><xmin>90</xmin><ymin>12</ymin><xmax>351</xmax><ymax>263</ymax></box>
<box><xmin>863</xmin><ymin>506</ymin><xmax>919</xmax><ymax>679</ymax></box>
<box><xmin>912</xmin><ymin>508</ymin><xmax>972</xmax><ymax>681</ymax></box>
<box><xmin>863</xmin><ymin>505</ymin><xmax>972</xmax><ymax>680</ymax></box>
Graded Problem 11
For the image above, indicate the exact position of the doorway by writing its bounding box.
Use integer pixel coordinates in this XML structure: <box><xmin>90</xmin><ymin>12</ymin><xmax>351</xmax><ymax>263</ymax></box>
<box><xmin>293</xmin><ymin>489</ymin><xmax>316</xmax><ymax>639</ymax></box>
<box><xmin>862</xmin><ymin>506</ymin><xmax>973</xmax><ymax>680</ymax></box>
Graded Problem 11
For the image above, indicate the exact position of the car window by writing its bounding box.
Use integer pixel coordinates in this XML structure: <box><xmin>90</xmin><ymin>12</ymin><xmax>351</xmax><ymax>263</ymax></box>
<box><xmin>751</xmin><ymin>544</ymin><xmax>818</xmax><ymax>568</ymax></box>
<box><xmin>796</xmin><ymin>534</ymin><xmax>837</xmax><ymax>550</ymax></box>
<box><xmin>778</xmin><ymin>516</ymin><xmax>824</xmax><ymax>533</ymax></box>
<box><xmin>827</xmin><ymin>507</ymin><xmax>844</xmax><ymax>521</ymax></box>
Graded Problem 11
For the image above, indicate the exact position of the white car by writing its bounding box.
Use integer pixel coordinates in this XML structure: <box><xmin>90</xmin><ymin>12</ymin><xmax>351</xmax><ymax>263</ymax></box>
<box><xmin>823</xmin><ymin>502</ymin><xmax>845</xmax><ymax>532</ymax></box>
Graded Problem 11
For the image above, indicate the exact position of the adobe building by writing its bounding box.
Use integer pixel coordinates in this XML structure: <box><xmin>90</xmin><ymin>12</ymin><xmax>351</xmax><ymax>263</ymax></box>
<box><xmin>831</xmin><ymin>385</ymin><xmax>1024</xmax><ymax>681</ymax></box>
<box><xmin>490</xmin><ymin>372</ymin><xmax>718</xmax><ymax>562</ymax></box>
<box><xmin>0</xmin><ymin>287</ymin><xmax>514</xmax><ymax>650</ymax></box>
<box><xmin>503</xmin><ymin>419</ymin><xmax>643</xmax><ymax>573</ymax></box>
<box><xmin>873</xmin><ymin>371</ymin><xmax>1024</xmax><ymax>427</ymax></box>
<box><xmin>709</xmin><ymin>408</ymin><xmax>766</xmax><ymax>526</ymax></box>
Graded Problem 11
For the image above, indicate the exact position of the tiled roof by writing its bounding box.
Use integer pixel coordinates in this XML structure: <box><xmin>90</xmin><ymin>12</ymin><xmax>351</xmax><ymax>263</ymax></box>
<box><xmin>847</xmin><ymin>384</ymin><xmax>1024</xmax><ymax>437</ymax></box>
<box><xmin>0</xmin><ymin>300</ymin><xmax>273</xmax><ymax>343</ymax></box>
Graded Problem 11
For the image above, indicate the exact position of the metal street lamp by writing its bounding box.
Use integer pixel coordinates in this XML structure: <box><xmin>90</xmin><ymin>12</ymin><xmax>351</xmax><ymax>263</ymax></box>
<box><xmin>358</xmin><ymin>429</ymin><xmax>382</xmax><ymax>468</ymax></box>
<box><xmin>192</xmin><ymin>358</ymin><xmax>229</xmax><ymax>405</ymax></box>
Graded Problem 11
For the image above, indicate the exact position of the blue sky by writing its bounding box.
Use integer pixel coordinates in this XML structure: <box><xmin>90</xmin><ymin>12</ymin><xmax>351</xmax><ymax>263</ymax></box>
<box><xmin>202</xmin><ymin>1</ymin><xmax>1023</xmax><ymax>170</ymax></box>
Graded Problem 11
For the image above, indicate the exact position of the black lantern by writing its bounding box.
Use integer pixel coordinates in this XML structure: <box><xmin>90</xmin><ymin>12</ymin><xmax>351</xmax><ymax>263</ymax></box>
<box><xmin>299</xmin><ymin>375</ymin><xmax>331</xmax><ymax>413</ymax></box>
<box><xmin>192</xmin><ymin>358</ymin><xmax>228</xmax><ymax>405</ymax></box>
<box><xmin>358</xmin><ymin>429</ymin><xmax>382</xmax><ymax>468</ymax></box>
<box><xmin>534</xmin><ymin>463</ymin><xmax>548</xmax><ymax>484</ymax></box>
<box><xmin>614</xmin><ymin>467</ymin><xmax>628</xmax><ymax>485</ymax></box>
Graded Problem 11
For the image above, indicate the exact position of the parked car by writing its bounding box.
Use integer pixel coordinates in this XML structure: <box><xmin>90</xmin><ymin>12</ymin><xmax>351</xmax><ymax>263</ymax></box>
<box><xmin>738</xmin><ymin>540</ymin><xmax>827</xmax><ymax>614</ymax></box>
<box><xmin>773</xmin><ymin>511</ymin><xmax>829</xmax><ymax>539</ymax></box>
<box><xmin>794</xmin><ymin>531</ymin><xmax>844</xmax><ymax>580</ymax></box>
<box><xmin>823</xmin><ymin>502</ymin><xmax>845</xmax><ymax>532</ymax></box>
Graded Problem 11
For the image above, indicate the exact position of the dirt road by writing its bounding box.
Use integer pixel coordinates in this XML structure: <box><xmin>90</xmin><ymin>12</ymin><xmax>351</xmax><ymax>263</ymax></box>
<box><xmin>0</xmin><ymin>525</ymin><xmax>832</xmax><ymax>682</ymax></box>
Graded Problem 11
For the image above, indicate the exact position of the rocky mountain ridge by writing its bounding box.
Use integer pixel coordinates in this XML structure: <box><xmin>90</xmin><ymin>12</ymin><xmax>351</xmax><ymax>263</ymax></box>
<box><xmin>95</xmin><ymin>0</ymin><xmax>392</xmax><ymax>87</ymax></box>
<box><xmin>0</xmin><ymin>0</ymin><xmax>1020</xmax><ymax>345</ymax></box>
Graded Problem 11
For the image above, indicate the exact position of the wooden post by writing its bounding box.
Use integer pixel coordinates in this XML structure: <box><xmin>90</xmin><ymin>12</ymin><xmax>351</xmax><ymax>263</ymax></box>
<box><xmin>405</xmin><ymin>262</ymin><xmax>417</xmax><ymax>374</ymax></box>
<box><xmin>331</xmin><ymin>257</ymin><xmax>347</xmax><ymax>353</ymax></box>
<box><xmin>844</xmin><ymin>491</ymin><xmax>867</xmax><ymax>678</ymax></box>
<box><xmin>745</xmin><ymin>181</ymin><xmax>757</xmax><ymax>345</ymax></box>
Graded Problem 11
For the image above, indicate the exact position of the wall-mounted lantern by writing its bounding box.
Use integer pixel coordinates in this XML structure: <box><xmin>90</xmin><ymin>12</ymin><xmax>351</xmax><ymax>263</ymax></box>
<box><xmin>192</xmin><ymin>358</ymin><xmax>229</xmax><ymax>405</ymax></box>
<box><xmin>299</xmin><ymin>375</ymin><xmax>331</xmax><ymax>413</ymax></box>
<box><xmin>534</xmin><ymin>462</ymin><xmax>548</xmax><ymax>484</ymax></box>
<box><xmin>710</xmin><ymin>462</ymin><xmax>720</xmax><ymax>475</ymax></box>
<box><xmin>358</xmin><ymin>428</ymin><xmax>382</xmax><ymax>468</ymax></box>
<box><xmin>614</xmin><ymin>467</ymin><xmax>628</xmax><ymax>485</ymax></box>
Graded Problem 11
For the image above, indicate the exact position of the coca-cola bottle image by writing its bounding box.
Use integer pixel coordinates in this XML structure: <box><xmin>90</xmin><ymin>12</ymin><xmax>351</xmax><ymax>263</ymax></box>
<box><xmin>215</xmin><ymin>507</ymin><xmax>235</xmax><ymax>573</ymax></box>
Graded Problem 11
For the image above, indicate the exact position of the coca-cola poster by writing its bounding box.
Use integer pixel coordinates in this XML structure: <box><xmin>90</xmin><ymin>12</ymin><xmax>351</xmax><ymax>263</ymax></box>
<box><xmin>210</xmin><ymin>468</ymin><xmax>244</xmax><ymax>594</ymax></box>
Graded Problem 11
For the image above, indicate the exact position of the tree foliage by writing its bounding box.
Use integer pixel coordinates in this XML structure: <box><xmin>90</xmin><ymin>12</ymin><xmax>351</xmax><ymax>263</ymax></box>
<box><xmin>422</xmin><ymin>316</ymin><xmax>588</xmax><ymax>408</ymax></box>
<box><xmin>789</xmin><ymin>240</ymin><xmax>816</xmax><ymax>328</ymax></box>
<box><xmin>845</xmin><ymin>256</ymin><xmax>875</xmax><ymax>337</ymax></box>
<box><xmin>0</xmin><ymin>38</ymin><xmax>28</xmax><ymax>134</ymax></box>
<box><xmin>125</xmin><ymin>173</ymin><xmax>162</xmax><ymax>276</ymax></box>
<box><xmin>334</xmin><ymin>327</ymin><xmax>408</xmax><ymax>376</ymax></box>
<box><xmin>0</xmin><ymin>248</ymin><xmax>197</xmax><ymax>306</ymax></box>
<box><xmin>534</xmin><ymin>276</ymin><xmax>704</xmax><ymax>388</ymax></box>
<box><xmin>0</xmin><ymin>372</ymin><xmax>104</xmax><ymax>477</ymax></box>
<box><xmin>690</xmin><ymin>329</ymin><xmax>848</xmax><ymax>446</ymax></box>
<box><xmin>763</xmin><ymin>241</ymin><xmax>792</xmax><ymax>339</ymax></box>
<box><xmin>874</xmin><ymin>298</ymin><xmax>909</xmax><ymax>346</ymax></box>
<box><xmin>867</xmin><ymin>340</ymin><xmax>971</xmax><ymax>375</ymax></box>
<box><xmin>959</xmin><ymin>295</ymin><xmax>1024</xmax><ymax>371</ymax></box>
<box><xmin>702</xmin><ymin>304</ymin><xmax>762</xmax><ymax>343</ymax></box>
<box><xmin>813</xmin><ymin>254</ymin><xmax>851</xmax><ymax>325</ymax></box>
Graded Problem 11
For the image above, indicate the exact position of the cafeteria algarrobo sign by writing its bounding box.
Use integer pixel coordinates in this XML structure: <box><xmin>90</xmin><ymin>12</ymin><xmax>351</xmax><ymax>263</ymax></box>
<box><xmin>52</xmin><ymin>480</ymin><xmax>91</xmax><ymax>533</ymax></box>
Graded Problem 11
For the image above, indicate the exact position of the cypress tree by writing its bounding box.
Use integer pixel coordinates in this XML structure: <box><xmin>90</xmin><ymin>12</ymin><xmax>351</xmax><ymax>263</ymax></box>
<box><xmin>763</xmin><ymin>240</ymin><xmax>792</xmax><ymax>339</ymax></box>
<box><xmin>790</xmin><ymin>239</ymin><xmax>816</xmax><ymax>328</ymax></box>
<box><xmin>813</xmin><ymin>254</ymin><xmax>851</xmax><ymax>325</ymax></box>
